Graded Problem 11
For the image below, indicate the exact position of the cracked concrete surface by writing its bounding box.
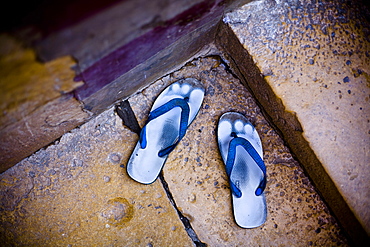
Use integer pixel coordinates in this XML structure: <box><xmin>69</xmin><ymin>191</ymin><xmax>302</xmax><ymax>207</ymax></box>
<box><xmin>0</xmin><ymin>105</ymin><xmax>191</xmax><ymax>246</ymax></box>
<box><xmin>0</xmin><ymin>57</ymin><xmax>347</xmax><ymax>246</ymax></box>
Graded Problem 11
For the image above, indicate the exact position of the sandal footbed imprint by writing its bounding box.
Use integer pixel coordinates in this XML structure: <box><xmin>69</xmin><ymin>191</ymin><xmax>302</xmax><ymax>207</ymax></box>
<box><xmin>217</xmin><ymin>112</ymin><xmax>267</xmax><ymax>228</ymax></box>
<box><xmin>127</xmin><ymin>78</ymin><xmax>205</xmax><ymax>184</ymax></box>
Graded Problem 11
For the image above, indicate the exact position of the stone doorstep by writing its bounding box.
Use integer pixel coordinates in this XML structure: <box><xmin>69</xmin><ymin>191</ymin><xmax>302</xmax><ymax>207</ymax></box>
<box><xmin>0</xmin><ymin>59</ymin><xmax>348</xmax><ymax>246</ymax></box>
<box><xmin>215</xmin><ymin>0</ymin><xmax>369</xmax><ymax>245</ymax></box>
<box><xmin>1</xmin><ymin>25</ymin><xmax>366</xmax><ymax>246</ymax></box>
<box><xmin>1</xmin><ymin>0</ymin><xmax>368</xmax><ymax>245</ymax></box>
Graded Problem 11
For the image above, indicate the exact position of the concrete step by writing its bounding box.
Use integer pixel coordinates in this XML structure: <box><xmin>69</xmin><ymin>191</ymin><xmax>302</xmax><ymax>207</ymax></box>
<box><xmin>0</xmin><ymin>56</ymin><xmax>348</xmax><ymax>246</ymax></box>
<box><xmin>1</xmin><ymin>0</ymin><xmax>368</xmax><ymax>245</ymax></box>
<box><xmin>216</xmin><ymin>0</ymin><xmax>369</xmax><ymax>244</ymax></box>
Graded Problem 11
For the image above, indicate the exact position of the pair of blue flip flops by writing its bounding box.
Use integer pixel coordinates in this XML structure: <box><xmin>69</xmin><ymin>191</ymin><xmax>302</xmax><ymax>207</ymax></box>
<box><xmin>126</xmin><ymin>78</ymin><xmax>267</xmax><ymax>228</ymax></box>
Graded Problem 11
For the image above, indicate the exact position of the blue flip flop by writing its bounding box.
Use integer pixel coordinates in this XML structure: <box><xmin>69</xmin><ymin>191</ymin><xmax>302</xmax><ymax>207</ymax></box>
<box><xmin>217</xmin><ymin>112</ymin><xmax>267</xmax><ymax>228</ymax></box>
<box><xmin>127</xmin><ymin>78</ymin><xmax>205</xmax><ymax>184</ymax></box>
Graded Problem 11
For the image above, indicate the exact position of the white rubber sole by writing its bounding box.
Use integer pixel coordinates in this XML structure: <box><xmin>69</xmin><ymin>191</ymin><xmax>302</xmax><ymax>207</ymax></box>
<box><xmin>218</xmin><ymin>112</ymin><xmax>267</xmax><ymax>228</ymax></box>
<box><xmin>127</xmin><ymin>78</ymin><xmax>205</xmax><ymax>184</ymax></box>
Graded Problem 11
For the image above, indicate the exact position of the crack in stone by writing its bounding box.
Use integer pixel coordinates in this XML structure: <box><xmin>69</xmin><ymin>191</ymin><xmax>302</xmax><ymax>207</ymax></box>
<box><xmin>117</xmin><ymin>99</ymin><xmax>206</xmax><ymax>246</ymax></box>
<box><xmin>115</xmin><ymin>100</ymin><xmax>142</xmax><ymax>135</ymax></box>
<box><xmin>158</xmin><ymin>172</ymin><xmax>207</xmax><ymax>247</ymax></box>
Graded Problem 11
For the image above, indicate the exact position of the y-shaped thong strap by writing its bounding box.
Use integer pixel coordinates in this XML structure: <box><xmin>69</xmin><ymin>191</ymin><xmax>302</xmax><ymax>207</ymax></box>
<box><xmin>139</xmin><ymin>98</ymin><xmax>190</xmax><ymax>157</ymax></box>
<box><xmin>226</xmin><ymin>136</ymin><xmax>267</xmax><ymax>198</ymax></box>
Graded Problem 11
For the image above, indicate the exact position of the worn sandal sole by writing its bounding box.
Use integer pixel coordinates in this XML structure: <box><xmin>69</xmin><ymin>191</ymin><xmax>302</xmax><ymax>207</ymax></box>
<box><xmin>127</xmin><ymin>78</ymin><xmax>205</xmax><ymax>184</ymax></box>
<box><xmin>217</xmin><ymin>112</ymin><xmax>267</xmax><ymax>228</ymax></box>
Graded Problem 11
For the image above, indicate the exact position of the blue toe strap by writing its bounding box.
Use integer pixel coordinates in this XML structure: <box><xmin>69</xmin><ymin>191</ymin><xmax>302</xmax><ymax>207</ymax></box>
<box><xmin>226</xmin><ymin>137</ymin><xmax>266</xmax><ymax>198</ymax></box>
<box><xmin>139</xmin><ymin>98</ymin><xmax>190</xmax><ymax>157</ymax></box>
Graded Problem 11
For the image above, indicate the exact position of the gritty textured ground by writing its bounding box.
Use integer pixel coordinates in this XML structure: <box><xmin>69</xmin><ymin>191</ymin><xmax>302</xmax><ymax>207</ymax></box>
<box><xmin>224</xmin><ymin>0</ymin><xmax>370</xmax><ymax>234</ymax></box>
<box><xmin>0</xmin><ymin>56</ymin><xmax>347</xmax><ymax>246</ymax></box>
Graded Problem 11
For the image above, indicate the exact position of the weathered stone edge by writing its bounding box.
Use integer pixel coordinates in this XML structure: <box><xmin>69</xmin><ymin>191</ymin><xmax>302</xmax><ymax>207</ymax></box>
<box><xmin>215</xmin><ymin>21</ymin><xmax>369</xmax><ymax>246</ymax></box>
